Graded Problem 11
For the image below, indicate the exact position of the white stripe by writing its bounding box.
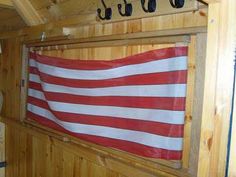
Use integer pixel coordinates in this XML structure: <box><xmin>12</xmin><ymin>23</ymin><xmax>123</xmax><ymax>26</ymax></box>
<box><xmin>28</xmin><ymin>89</ymin><xmax>185</xmax><ymax>125</ymax></box>
<box><xmin>27</xmin><ymin>104</ymin><xmax>183</xmax><ymax>151</ymax></box>
<box><xmin>28</xmin><ymin>88</ymin><xmax>46</xmax><ymax>100</ymax></box>
<box><xmin>29</xmin><ymin>74</ymin><xmax>40</xmax><ymax>83</ymax></box>
<box><xmin>29</xmin><ymin>74</ymin><xmax>187</xmax><ymax>97</ymax></box>
<box><xmin>29</xmin><ymin>56</ymin><xmax>187</xmax><ymax>80</ymax></box>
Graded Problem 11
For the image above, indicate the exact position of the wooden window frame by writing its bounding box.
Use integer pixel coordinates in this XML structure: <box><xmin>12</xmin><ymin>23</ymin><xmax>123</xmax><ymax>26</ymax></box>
<box><xmin>19</xmin><ymin>28</ymin><xmax>207</xmax><ymax>177</ymax></box>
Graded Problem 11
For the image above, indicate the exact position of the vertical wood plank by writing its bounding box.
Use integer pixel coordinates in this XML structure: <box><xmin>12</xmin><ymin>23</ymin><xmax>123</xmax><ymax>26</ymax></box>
<box><xmin>106</xmin><ymin>169</ymin><xmax>119</xmax><ymax>177</ymax></box>
<box><xmin>26</xmin><ymin>134</ymin><xmax>33</xmax><ymax>177</ymax></box>
<box><xmin>51</xmin><ymin>142</ymin><xmax>63</xmax><ymax>177</ymax></box>
<box><xmin>189</xmin><ymin>33</ymin><xmax>207</xmax><ymax>176</ymax></box>
<box><xmin>182</xmin><ymin>36</ymin><xmax>196</xmax><ymax>169</ymax></box>
<box><xmin>62</xmin><ymin>150</ymin><xmax>75</xmax><ymax>177</ymax></box>
<box><xmin>196</xmin><ymin>3</ymin><xmax>221</xmax><ymax>176</ymax></box>
<box><xmin>18</xmin><ymin>131</ymin><xmax>27</xmax><ymax>177</ymax></box>
<box><xmin>0</xmin><ymin>38</ymin><xmax>22</xmax><ymax>119</ymax></box>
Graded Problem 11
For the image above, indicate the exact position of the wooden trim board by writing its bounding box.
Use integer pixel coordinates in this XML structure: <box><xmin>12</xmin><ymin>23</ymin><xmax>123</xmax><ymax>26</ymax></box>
<box><xmin>25</xmin><ymin>26</ymin><xmax>206</xmax><ymax>47</ymax></box>
<box><xmin>30</xmin><ymin>36</ymin><xmax>190</xmax><ymax>51</ymax></box>
<box><xmin>20</xmin><ymin>45</ymin><xmax>29</xmax><ymax>122</ymax></box>
<box><xmin>188</xmin><ymin>33</ymin><xmax>207</xmax><ymax>176</ymax></box>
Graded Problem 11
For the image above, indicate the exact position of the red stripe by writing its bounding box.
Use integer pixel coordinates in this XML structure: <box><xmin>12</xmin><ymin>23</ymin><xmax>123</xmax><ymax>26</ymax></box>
<box><xmin>29</xmin><ymin>47</ymin><xmax>187</xmax><ymax>70</ymax></box>
<box><xmin>27</xmin><ymin>97</ymin><xmax>184</xmax><ymax>137</ymax></box>
<box><xmin>28</xmin><ymin>83</ymin><xmax>186</xmax><ymax>111</ymax></box>
<box><xmin>29</xmin><ymin>67</ymin><xmax>187</xmax><ymax>88</ymax></box>
<box><xmin>27</xmin><ymin>112</ymin><xmax>182</xmax><ymax>160</ymax></box>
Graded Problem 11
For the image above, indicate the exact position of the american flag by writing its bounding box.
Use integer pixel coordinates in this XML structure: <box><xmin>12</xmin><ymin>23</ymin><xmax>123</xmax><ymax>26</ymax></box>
<box><xmin>27</xmin><ymin>46</ymin><xmax>188</xmax><ymax>160</ymax></box>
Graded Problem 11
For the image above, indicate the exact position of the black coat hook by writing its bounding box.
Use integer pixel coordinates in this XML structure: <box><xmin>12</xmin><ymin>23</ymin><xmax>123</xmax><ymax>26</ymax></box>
<box><xmin>118</xmin><ymin>0</ymin><xmax>133</xmax><ymax>17</ymax></box>
<box><xmin>169</xmin><ymin>0</ymin><xmax>185</xmax><ymax>8</ymax></box>
<box><xmin>97</xmin><ymin>0</ymin><xmax>112</xmax><ymax>20</ymax></box>
<box><xmin>140</xmin><ymin>0</ymin><xmax>156</xmax><ymax>13</ymax></box>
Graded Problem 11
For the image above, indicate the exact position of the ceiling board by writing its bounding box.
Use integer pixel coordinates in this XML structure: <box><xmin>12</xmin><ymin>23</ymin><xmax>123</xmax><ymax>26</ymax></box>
<box><xmin>29</xmin><ymin>0</ymin><xmax>52</xmax><ymax>10</ymax></box>
<box><xmin>12</xmin><ymin>0</ymin><xmax>45</xmax><ymax>26</ymax></box>
<box><xmin>0</xmin><ymin>7</ymin><xmax>26</xmax><ymax>32</ymax></box>
<box><xmin>0</xmin><ymin>0</ymin><xmax>14</xmax><ymax>8</ymax></box>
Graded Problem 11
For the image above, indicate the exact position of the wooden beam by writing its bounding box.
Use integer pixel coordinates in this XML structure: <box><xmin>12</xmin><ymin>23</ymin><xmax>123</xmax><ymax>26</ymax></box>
<box><xmin>196</xmin><ymin>3</ymin><xmax>221</xmax><ymax>176</ymax></box>
<box><xmin>221</xmin><ymin>0</ymin><xmax>236</xmax><ymax>176</ymax></box>
<box><xmin>0</xmin><ymin>0</ymin><xmax>14</xmax><ymax>8</ymax></box>
<box><xmin>189</xmin><ymin>33</ymin><xmax>207</xmax><ymax>177</ymax></box>
<box><xmin>12</xmin><ymin>0</ymin><xmax>44</xmax><ymax>26</ymax></box>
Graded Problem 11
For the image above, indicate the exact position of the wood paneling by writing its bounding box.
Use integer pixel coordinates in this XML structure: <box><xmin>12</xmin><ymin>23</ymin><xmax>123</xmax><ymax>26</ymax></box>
<box><xmin>0</xmin><ymin>5</ymin><xmax>215</xmax><ymax>177</ymax></box>
<box><xmin>0</xmin><ymin>7</ymin><xmax>208</xmax><ymax>40</ymax></box>
<box><xmin>0</xmin><ymin>0</ymin><xmax>235</xmax><ymax>176</ymax></box>
<box><xmin>0</xmin><ymin>8</ymin><xmax>208</xmax><ymax>118</ymax></box>
<box><xmin>4</xmin><ymin>118</ymin><xmax>178</xmax><ymax>177</ymax></box>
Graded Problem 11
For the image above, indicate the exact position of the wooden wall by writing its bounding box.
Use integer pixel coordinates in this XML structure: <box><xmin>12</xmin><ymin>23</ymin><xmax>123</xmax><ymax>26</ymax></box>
<box><xmin>0</xmin><ymin>9</ymin><xmax>208</xmax><ymax>177</ymax></box>
<box><xmin>1</xmin><ymin>0</ymin><xmax>236</xmax><ymax>176</ymax></box>
<box><xmin>0</xmin><ymin>6</ymin><xmax>217</xmax><ymax>177</ymax></box>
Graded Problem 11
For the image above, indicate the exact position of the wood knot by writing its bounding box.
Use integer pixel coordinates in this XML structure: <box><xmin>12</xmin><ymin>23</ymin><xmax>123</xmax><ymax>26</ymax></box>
<box><xmin>185</xmin><ymin>115</ymin><xmax>192</xmax><ymax>122</ymax></box>
<box><xmin>203</xmin><ymin>131</ymin><xmax>213</xmax><ymax>151</ymax></box>
<box><xmin>207</xmin><ymin>136</ymin><xmax>213</xmax><ymax>151</ymax></box>
<box><xmin>199</xmin><ymin>10</ymin><xmax>207</xmax><ymax>17</ymax></box>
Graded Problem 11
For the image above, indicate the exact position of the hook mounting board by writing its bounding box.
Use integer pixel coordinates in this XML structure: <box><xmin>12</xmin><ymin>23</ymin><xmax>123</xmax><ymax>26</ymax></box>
<box><xmin>96</xmin><ymin>0</ymin><xmax>198</xmax><ymax>22</ymax></box>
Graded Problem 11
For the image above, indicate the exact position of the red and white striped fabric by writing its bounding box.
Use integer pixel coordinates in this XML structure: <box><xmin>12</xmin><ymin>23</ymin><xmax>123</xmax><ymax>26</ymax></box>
<box><xmin>27</xmin><ymin>46</ymin><xmax>188</xmax><ymax>160</ymax></box>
